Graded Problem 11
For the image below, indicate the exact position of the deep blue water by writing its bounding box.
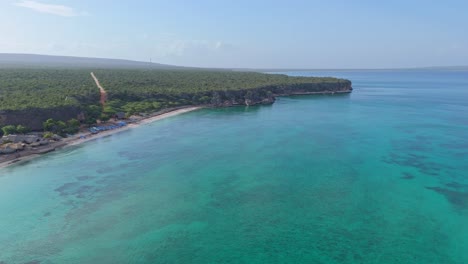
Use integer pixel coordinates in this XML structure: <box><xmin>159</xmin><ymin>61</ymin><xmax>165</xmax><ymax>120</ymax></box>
<box><xmin>0</xmin><ymin>70</ymin><xmax>467</xmax><ymax>263</ymax></box>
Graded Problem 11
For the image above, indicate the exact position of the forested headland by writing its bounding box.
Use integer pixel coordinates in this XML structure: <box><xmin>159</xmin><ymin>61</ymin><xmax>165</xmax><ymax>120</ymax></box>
<box><xmin>0</xmin><ymin>68</ymin><xmax>352</xmax><ymax>132</ymax></box>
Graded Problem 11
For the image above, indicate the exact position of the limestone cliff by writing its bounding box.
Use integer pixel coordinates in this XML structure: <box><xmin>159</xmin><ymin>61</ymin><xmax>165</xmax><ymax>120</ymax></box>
<box><xmin>0</xmin><ymin>80</ymin><xmax>352</xmax><ymax>131</ymax></box>
<box><xmin>206</xmin><ymin>80</ymin><xmax>352</xmax><ymax>107</ymax></box>
<box><xmin>0</xmin><ymin>106</ymin><xmax>83</xmax><ymax>131</ymax></box>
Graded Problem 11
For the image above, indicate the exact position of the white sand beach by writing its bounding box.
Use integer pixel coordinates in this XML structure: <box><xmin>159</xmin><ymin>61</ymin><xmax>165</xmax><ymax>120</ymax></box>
<box><xmin>0</xmin><ymin>106</ymin><xmax>202</xmax><ymax>169</ymax></box>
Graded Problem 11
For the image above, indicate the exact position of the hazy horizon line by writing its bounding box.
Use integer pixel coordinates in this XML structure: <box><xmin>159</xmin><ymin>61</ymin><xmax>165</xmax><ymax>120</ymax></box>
<box><xmin>1</xmin><ymin>52</ymin><xmax>467</xmax><ymax>71</ymax></box>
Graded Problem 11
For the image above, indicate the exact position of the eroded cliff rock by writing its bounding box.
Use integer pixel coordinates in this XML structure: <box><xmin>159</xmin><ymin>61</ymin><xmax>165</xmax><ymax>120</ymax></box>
<box><xmin>0</xmin><ymin>80</ymin><xmax>352</xmax><ymax>130</ymax></box>
<box><xmin>207</xmin><ymin>80</ymin><xmax>352</xmax><ymax>107</ymax></box>
<box><xmin>0</xmin><ymin>106</ymin><xmax>83</xmax><ymax>131</ymax></box>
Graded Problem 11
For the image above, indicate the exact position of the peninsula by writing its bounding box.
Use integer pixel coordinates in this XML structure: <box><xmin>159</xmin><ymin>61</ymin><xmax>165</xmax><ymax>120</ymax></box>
<box><xmin>0</xmin><ymin>54</ymin><xmax>352</xmax><ymax>166</ymax></box>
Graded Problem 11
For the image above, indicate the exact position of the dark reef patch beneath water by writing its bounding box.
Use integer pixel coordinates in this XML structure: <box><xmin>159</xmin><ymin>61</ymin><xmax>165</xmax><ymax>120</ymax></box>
<box><xmin>54</xmin><ymin>182</ymin><xmax>95</xmax><ymax>199</ymax></box>
<box><xmin>400</xmin><ymin>172</ymin><xmax>415</xmax><ymax>180</ymax></box>
<box><xmin>382</xmin><ymin>152</ymin><xmax>444</xmax><ymax>176</ymax></box>
<box><xmin>426</xmin><ymin>186</ymin><xmax>468</xmax><ymax>210</ymax></box>
<box><xmin>445</xmin><ymin>181</ymin><xmax>468</xmax><ymax>190</ymax></box>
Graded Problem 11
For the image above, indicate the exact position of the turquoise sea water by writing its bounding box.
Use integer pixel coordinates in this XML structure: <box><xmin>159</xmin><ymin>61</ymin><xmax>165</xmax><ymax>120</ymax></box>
<box><xmin>1</xmin><ymin>70</ymin><xmax>467</xmax><ymax>263</ymax></box>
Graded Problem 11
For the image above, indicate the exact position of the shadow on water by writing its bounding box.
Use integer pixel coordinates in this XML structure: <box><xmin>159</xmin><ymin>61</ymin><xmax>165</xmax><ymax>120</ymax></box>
<box><xmin>279</xmin><ymin>92</ymin><xmax>351</xmax><ymax>101</ymax></box>
<box><xmin>217</xmin><ymin>104</ymin><xmax>269</xmax><ymax>113</ymax></box>
<box><xmin>196</xmin><ymin>104</ymin><xmax>269</xmax><ymax>120</ymax></box>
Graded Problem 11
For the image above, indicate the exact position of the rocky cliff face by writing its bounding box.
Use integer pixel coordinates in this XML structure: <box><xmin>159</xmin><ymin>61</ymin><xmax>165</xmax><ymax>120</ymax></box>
<box><xmin>207</xmin><ymin>80</ymin><xmax>352</xmax><ymax>107</ymax></box>
<box><xmin>0</xmin><ymin>106</ymin><xmax>83</xmax><ymax>131</ymax></box>
<box><xmin>0</xmin><ymin>80</ymin><xmax>352</xmax><ymax>130</ymax></box>
<box><xmin>207</xmin><ymin>88</ymin><xmax>276</xmax><ymax>107</ymax></box>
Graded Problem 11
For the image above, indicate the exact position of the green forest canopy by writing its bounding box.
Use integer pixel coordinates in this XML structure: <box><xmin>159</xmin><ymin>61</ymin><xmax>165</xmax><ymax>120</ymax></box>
<box><xmin>0</xmin><ymin>69</ymin><xmax>350</xmax><ymax>114</ymax></box>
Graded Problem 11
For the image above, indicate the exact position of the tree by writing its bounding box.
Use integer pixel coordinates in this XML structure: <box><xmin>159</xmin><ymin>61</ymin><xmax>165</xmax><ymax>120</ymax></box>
<box><xmin>56</xmin><ymin>121</ymin><xmax>67</xmax><ymax>135</ymax></box>
<box><xmin>64</xmin><ymin>119</ymin><xmax>80</xmax><ymax>134</ymax></box>
<box><xmin>16</xmin><ymin>125</ymin><xmax>29</xmax><ymax>134</ymax></box>
<box><xmin>67</xmin><ymin>118</ymin><xmax>80</xmax><ymax>128</ymax></box>
<box><xmin>85</xmin><ymin>105</ymin><xmax>102</xmax><ymax>120</ymax></box>
<box><xmin>43</xmin><ymin>132</ymin><xmax>54</xmax><ymax>139</ymax></box>
<box><xmin>43</xmin><ymin>119</ymin><xmax>56</xmax><ymax>132</ymax></box>
<box><xmin>85</xmin><ymin>117</ymin><xmax>97</xmax><ymax>125</ymax></box>
<box><xmin>2</xmin><ymin>125</ymin><xmax>17</xmax><ymax>136</ymax></box>
<box><xmin>43</xmin><ymin>119</ymin><xmax>68</xmax><ymax>135</ymax></box>
<box><xmin>103</xmin><ymin>105</ymin><xmax>117</xmax><ymax>115</ymax></box>
<box><xmin>100</xmin><ymin>113</ymin><xmax>110</xmax><ymax>121</ymax></box>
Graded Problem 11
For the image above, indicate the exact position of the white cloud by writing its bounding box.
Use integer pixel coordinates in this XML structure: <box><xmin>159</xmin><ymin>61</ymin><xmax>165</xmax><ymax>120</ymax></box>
<box><xmin>13</xmin><ymin>1</ymin><xmax>85</xmax><ymax>17</ymax></box>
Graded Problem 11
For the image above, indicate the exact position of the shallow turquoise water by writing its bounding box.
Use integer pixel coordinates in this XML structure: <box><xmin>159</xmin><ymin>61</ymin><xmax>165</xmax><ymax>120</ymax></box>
<box><xmin>1</xmin><ymin>70</ymin><xmax>467</xmax><ymax>263</ymax></box>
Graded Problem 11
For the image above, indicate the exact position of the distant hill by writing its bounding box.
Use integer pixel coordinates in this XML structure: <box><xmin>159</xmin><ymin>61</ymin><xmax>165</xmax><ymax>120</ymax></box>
<box><xmin>235</xmin><ymin>66</ymin><xmax>468</xmax><ymax>72</ymax></box>
<box><xmin>0</xmin><ymin>53</ymin><xmax>195</xmax><ymax>70</ymax></box>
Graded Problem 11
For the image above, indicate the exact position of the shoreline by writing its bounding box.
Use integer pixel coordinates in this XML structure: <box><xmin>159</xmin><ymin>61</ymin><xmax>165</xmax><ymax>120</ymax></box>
<box><xmin>67</xmin><ymin>106</ymin><xmax>202</xmax><ymax>147</ymax></box>
<box><xmin>0</xmin><ymin>90</ymin><xmax>351</xmax><ymax>170</ymax></box>
<box><xmin>278</xmin><ymin>90</ymin><xmax>352</xmax><ymax>96</ymax></box>
<box><xmin>0</xmin><ymin>106</ymin><xmax>202</xmax><ymax>169</ymax></box>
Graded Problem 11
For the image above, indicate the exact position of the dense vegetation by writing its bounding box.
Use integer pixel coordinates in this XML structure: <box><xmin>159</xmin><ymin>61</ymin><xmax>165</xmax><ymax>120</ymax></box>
<box><xmin>94</xmin><ymin>70</ymin><xmax>351</xmax><ymax>116</ymax></box>
<box><xmin>0</xmin><ymin>119</ymin><xmax>79</xmax><ymax>137</ymax></box>
<box><xmin>0</xmin><ymin>69</ymin><xmax>99</xmax><ymax>110</ymax></box>
<box><xmin>43</xmin><ymin>118</ymin><xmax>80</xmax><ymax>136</ymax></box>
<box><xmin>0</xmin><ymin>68</ymin><xmax>351</xmax><ymax>130</ymax></box>
<box><xmin>1</xmin><ymin>125</ymin><xmax>28</xmax><ymax>136</ymax></box>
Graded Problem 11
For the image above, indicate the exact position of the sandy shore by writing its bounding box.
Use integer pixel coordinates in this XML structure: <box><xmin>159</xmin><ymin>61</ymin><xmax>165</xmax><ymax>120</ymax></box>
<box><xmin>67</xmin><ymin>106</ymin><xmax>201</xmax><ymax>146</ymax></box>
<box><xmin>0</xmin><ymin>106</ymin><xmax>202</xmax><ymax>169</ymax></box>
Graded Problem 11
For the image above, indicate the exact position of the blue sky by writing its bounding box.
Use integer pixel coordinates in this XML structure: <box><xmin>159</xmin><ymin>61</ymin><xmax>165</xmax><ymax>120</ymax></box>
<box><xmin>1</xmin><ymin>0</ymin><xmax>468</xmax><ymax>68</ymax></box>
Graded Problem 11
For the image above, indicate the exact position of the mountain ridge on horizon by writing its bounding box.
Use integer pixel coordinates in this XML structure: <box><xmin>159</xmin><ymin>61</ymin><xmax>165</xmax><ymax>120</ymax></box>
<box><xmin>0</xmin><ymin>53</ymin><xmax>196</xmax><ymax>70</ymax></box>
<box><xmin>0</xmin><ymin>53</ymin><xmax>467</xmax><ymax>71</ymax></box>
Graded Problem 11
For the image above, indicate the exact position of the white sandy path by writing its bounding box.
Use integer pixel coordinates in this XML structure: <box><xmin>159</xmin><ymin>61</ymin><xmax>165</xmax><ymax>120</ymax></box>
<box><xmin>90</xmin><ymin>72</ymin><xmax>107</xmax><ymax>105</ymax></box>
